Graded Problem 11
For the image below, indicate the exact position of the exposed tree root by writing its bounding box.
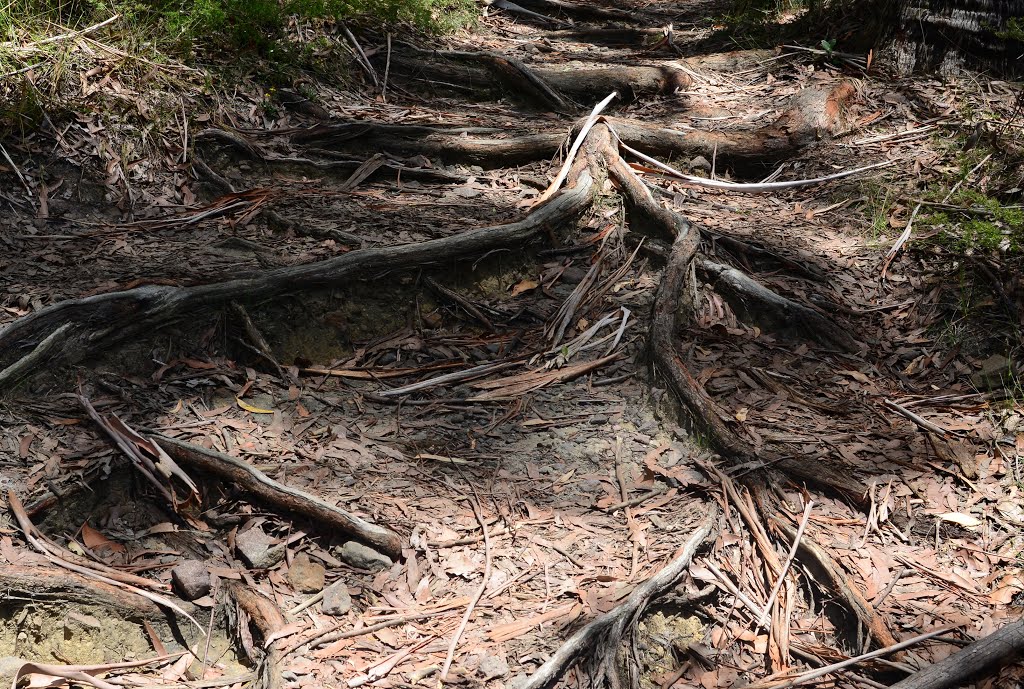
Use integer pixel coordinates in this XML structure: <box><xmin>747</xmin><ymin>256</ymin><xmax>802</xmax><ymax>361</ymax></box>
<box><xmin>491</xmin><ymin>0</ymin><xmax>636</xmax><ymax>22</ymax></box>
<box><xmin>888</xmin><ymin>618</ymin><xmax>1024</xmax><ymax>689</ymax></box>
<box><xmin>696</xmin><ymin>258</ymin><xmax>857</xmax><ymax>351</ymax></box>
<box><xmin>0</xmin><ymin>567</ymin><xmax>168</xmax><ymax>621</ymax></box>
<box><xmin>0</xmin><ymin>178</ymin><xmax>592</xmax><ymax>391</ymax></box>
<box><xmin>774</xmin><ymin>520</ymin><xmax>898</xmax><ymax>652</ymax></box>
<box><xmin>292</xmin><ymin>82</ymin><xmax>856</xmax><ymax>170</ymax></box>
<box><xmin>225</xmin><ymin>580</ymin><xmax>286</xmax><ymax>689</ymax></box>
<box><xmin>194</xmin><ymin>130</ymin><xmax>476</xmax><ymax>186</ymax></box>
<box><xmin>521</xmin><ymin>508</ymin><xmax>717</xmax><ymax>689</ymax></box>
<box><xmin>648</xmin><ymin>230</ymin><xmax>868</xmax><ymax>502</ymax></box>
<box><xmin>381</xmin><ymin>49</ymin><xmax>691</xmax><ymax>107</ymax></box>
<box><xmin>291</xmin><ymin>122</ymin><xmax>563</xmax><ymax>168</ymax></box>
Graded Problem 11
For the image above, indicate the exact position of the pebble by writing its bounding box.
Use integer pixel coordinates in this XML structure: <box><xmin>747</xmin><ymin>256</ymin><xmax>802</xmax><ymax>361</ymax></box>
<box><xmin>236</xmin><ymin>527</ymin><xmax>286</xmax><ymax>569</ymax></box>
<box><xmin>288</xmin><ymin>552</ymin><xmax>326</xmax><ymax>593</ymax></box>
<box><xmin>171</xmin><ymin>560</ymin><xmax>212</xmax><ymax>600</ymax></box>
<box><xmin>322</xmin><ymin>580</ymin><xmax>353</xmax><ymax>616</ymax></box>
<box><xmin>336</xmin><ymin>541</ymin><xmax>393</xmax><ymax>571</ymax></box>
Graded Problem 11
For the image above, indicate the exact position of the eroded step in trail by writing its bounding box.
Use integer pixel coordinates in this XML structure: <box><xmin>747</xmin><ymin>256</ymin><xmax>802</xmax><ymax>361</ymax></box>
<box><xmin>1</xmin><ymin>2</ymin><xmax>1022</xmax><ymax>689</ymax></box>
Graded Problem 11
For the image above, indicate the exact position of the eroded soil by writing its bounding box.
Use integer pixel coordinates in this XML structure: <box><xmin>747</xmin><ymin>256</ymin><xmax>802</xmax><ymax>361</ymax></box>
<box><xmin>1</xmin><ymin>1</ymin><xmax>1023</xmax><ymax>688</ymax></box>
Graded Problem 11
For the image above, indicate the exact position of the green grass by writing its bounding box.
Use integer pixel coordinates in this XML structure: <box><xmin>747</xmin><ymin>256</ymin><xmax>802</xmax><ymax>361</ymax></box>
<box><xmin>0</xmin><ymin>0</ymin><xmax>474</xmax><ymax>137</ymax></box>
<box><xmin>914</xmin><ymin>146</ymin><xmax>1024</xmax><ymax>255</ymax></box>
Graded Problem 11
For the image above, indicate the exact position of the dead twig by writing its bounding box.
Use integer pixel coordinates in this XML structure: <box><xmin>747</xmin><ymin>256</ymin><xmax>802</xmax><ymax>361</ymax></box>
<box><xmin>520</xmin><ymin>508</ymin><xmax>718</xmax><ymax>689</ymax></box>
<box><xmin>441</xmin><ymin>496</ymin><xmax>492</xmax><ymax>680</ymax></box>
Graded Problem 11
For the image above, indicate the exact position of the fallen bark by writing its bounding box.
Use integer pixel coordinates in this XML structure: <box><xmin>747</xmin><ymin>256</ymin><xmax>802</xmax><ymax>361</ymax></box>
<box><xmin>153</xmin><ymin>435</ymin><xmax>405</xmax><ymax>559</ymax></box>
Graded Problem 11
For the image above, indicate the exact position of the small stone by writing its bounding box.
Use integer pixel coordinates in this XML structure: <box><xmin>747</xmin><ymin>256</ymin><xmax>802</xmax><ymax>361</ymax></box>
<box><xmin>507</xmin><ymin>673</ymin><xmax>531</xmax><ymax>689</ymax></box>
<box><xmin>171</xmin><ymin>560</ymin><xmax>212</xmax><ymax>600</ymax></box>
<box><xmin>971</xmin><ymin>354</ymin><xmax>1015</xmax><ymax>390</ymax></box>
<box><xmin>688</xmin><ymin>155</ymin><xmax>712</xmax><ymax>171</ymax></box>
<box><xmin>288</xmin><ymin>552</ymin><xmax>326</xmax><ymax>593</ymax></box>
<box><xmin>322</xmin><ymin>580</ymin><xmax>353</xmax><ymax>616</ymax></box>
<box><xmin>478</xmin><ymin>654</ymin><xmax>510</xmax><ymax>681</ymax></box>
<box><xmin>589</xmin><ymin>414</ymin><xmax>608</xmax><ymax>425</ymax></box>
<box><xmin>236</xmin><ymin>527</ymin><xmax>286</xmax><ymax>569</ymax></box>
<box><xmin>335</xmin><ymin>541</ymin><xmax>393</xmax><ymax>572</ymax></box>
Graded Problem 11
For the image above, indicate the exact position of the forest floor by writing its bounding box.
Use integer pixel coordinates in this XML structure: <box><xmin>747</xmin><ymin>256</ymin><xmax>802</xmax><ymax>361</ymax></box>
<box><xmin>1</xmin><ymin>2</ymin><xmax>1024</xmax><ymax>689</ymax></box>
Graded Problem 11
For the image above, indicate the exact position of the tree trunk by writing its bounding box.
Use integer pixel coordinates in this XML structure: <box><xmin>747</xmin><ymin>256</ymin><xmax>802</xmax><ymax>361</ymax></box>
<box><xmin>890</xmin><ymin>0</ymin><xmax>1024</xmax><ymax>76</ymax></box>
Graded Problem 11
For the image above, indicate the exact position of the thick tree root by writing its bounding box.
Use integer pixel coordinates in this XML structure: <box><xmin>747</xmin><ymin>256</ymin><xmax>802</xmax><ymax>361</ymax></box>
<box><xmin>648</xmin><ymin>230</ymin><xmax>868</xmax><ymax>502</ymax></box>
<box><xmin>888</xmin><ymin>618</ymin><xmax>1024</xmax><ymax>689</ymax></box>
<box><xmin>0</xmin><ymin>567</ymin><xmax>168</xmax><ymax>621</ymax></box>
<box><xmin>774</xmin><ymin>520</ymin><xmax>898</xmax><ymax>652</ymax></box>
<box><xmin>696</xmin><ymin>258</ymin><xmax>857</xmax><ymax>351</ymax></box>
<box><xmin>225</xmin><ymin>580</ymin><xmax>286</xmax><ymax>689</ymax></box>
<box><xmin>381</xmin><ymin>50</ymin><xmax>692</xmax><ymax>108</ymax></box>
<box><xmin>291</xmin><ymin>122</ymin><xmax>563</xmax><ymax>168</ymax></box>
<box><xmin>0</xmin><ymin>178</ymin><xmax>591</xmax><ymax>392</ymax></box>
<box><xmin>293</xmin><ymin>82</ymin><xmax>856</xmax><ymax>170</ymax></box>
<box><xmin>492</xmin><ymin>0</ymin><xmax>636</xmax><ymax>22</ymax></box>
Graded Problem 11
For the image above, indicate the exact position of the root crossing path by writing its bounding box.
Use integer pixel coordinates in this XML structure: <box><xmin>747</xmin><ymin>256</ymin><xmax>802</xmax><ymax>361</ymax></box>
<box><xmin>1</xmin><ymin>3</ymin><xmax>1021</xmax><ymax>689</ymax></box>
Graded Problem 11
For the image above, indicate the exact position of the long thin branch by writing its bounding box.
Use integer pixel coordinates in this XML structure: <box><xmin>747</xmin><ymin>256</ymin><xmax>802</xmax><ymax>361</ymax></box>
<box><xmin>441</xmin><ymin>497</ymin><xmax>492</xmax><ymax>680</ymax></box>
<box><xmin>615</xmin><ymin>131</ymin><xmax>894</xmax><ymax>192</ymax></box>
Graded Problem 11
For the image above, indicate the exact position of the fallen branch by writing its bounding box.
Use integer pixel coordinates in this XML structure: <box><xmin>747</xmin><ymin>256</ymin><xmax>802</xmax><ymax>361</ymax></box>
<box><xmin>153</xmin><ymin>435</ymin><xmax>405</xmax><ymax>559</ymax></box>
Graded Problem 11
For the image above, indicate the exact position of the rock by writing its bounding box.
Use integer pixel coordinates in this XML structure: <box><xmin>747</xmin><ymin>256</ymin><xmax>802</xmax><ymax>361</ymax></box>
<box><xmin>506</xmin><ymin>673</ymin><xmax>531</xmax><ymax>689</ymax></box>
<box><xmin>288</xmin><ymin>552</ymin><xmax>326</xmax><ymax>593</ymax></box>
<box><xmin>335</xmin><ymin>541</ymin><xmax>393</xmax><ymax>571</ymax></box>
<box><xmin>171</xmin><ymin>560</ymin><xmax>212</xmax><ymax>600</ymax></box>
<box><xmin>688</xmin><ymin>155</ymin><xmax>712</xmax><ymax>172</ymax></box>
<box><xmin>322</xmin><ymin>580</ymin><xmax>353</xmax><ymax>616</ymax></box>
<box><xmin>478</xmin><ymin>654</ymin><xmax>510</xmax><ymax>681</ymax></box>
<box><xmin>236</xmin><ymin>527</ymin><xmax>286</xmax><ymax>569</ymax></box>
<box><xmin>971</xmin><ymin>354</ymin><xmax>1015</xmax><ymax>390</ymax></box>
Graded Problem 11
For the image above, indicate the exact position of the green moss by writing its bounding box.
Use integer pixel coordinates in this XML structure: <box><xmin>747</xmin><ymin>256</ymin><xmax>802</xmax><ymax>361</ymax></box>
<box><xmin>996</xmin><ymin>17</ymin><xmax>1024</xmax><ymax>42</ymax></box>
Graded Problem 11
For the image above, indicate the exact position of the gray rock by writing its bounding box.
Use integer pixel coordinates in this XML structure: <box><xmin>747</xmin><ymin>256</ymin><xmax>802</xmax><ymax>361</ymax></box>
<box><xmin>689</xmin><ymin>155</ymin><xmax>712</xmax><ymax>171</ymax></box>
<box><xmin>236</xmin><ymin>527</ymin><xmax>286</xmax><ymax>569</ymax></box>
<box><xmin>506</xmin><ymin>673</ymin><xmax>531</xmax><ymax>689</ymax></box>
<box><xmin>336</xmin><ymin>541</ymin><xmax>393</xmax><ymax>571</ymax></box>
<box><xmin>171</xmin><ymin>560</ymin><xmax>212</xmax><ymax>600</ymax></box>
<box><xmin>322</xmin><ymin>581</ymin><xmax>353</xmax><ymax>616</ymax></box>
<box><xmin>288</xmin><ymin>552</ymin><xmax>326</xmax><ymax>593</ymax></box>
<box><xmin>971</xmin><ymin>354</ymin><xmax>1015</xmax><ymax>390</ymax></box>
<box><xmin>478</xmin><ymin>654</ymin><xmax>510</xmax><ymax>681</ymax></box>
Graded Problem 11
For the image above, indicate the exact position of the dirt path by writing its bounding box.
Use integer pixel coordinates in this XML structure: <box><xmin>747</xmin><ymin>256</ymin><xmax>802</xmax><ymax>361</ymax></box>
<box><xmin>1</xmin><ymin>2</ymin><xmax>1023</xmax><ymax>688</ymax></box>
